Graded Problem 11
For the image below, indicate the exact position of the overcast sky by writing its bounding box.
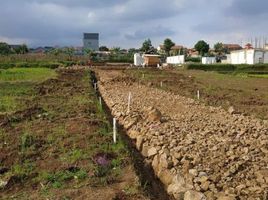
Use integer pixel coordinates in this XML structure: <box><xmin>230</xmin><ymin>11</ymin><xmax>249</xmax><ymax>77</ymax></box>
<box><xmin>0</xmin><ymin>0</ymin><xmax>267</xmax><ymax>48</ymax></box>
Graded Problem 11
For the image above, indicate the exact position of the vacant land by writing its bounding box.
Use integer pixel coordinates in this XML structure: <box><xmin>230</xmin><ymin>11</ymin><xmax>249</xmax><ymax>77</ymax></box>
<box><xmin>125</xmin><ymin>68</ymin><xmax>268</xmax><ymax>120</ymax></box>
<box><xmin>0</xmin><ymin>68</ymin><xmax>56</xmax><ymax>113</ymax></box>
<box><xmin>0</xmin><ymin>68</ymin><xmax>149</xmax><ymax>199</ymax></box>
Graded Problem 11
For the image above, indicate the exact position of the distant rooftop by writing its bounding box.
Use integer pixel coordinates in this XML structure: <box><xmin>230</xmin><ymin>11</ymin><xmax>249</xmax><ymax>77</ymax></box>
<box><xmin>83</xmin><ymin>33</ymin><xmax>99</xmax><ymax>40</ymax></box>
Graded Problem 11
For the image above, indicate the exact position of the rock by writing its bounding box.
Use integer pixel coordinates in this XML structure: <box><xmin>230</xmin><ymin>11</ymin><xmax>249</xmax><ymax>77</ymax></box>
<box><xmin>189</xmin><ymin>169</ymin><xmax>198</xmax><ymax>177</ymax></box>
<box><xmin>0</xmin><ymin>180</ymin><xmax>8</xmax><ymax>189</ymax></box>
<box><xmin>255</xmin><ymin>169</ymin><xmax>268</xmax><ymax>183</ymax></box>
<box><xmin>217</xmin><ymin>194</ymin><xmax>236</xmax><ymax>200</ymax></box>
<box><xmin>141</xmin><ymin>143</ymin><xmax>150</xmax><ymax>157</ymax></box>
<box><xmin>136</xmin><ymin>136</ymin><xmax>144</xmax><ymax>150</ymax></box>
<box><xmin>200</xmin><ymin>181</ymin><xmax>210</xmax><ymax>191</ymax></box>
<box><xmin>158</xmin><ymin>169</ymin><xmax>173</xmax><ymax>186</ymax></box>
<box><xmin>128</xmin><ymin>130</ymin><xmax>140</xmax><ymax>139</ymax></box>
<box><xmin>228</xmin><ymin>106</ymin><xmax>235</xmax><ymax>115</ymax></box>
<box><xmin>147</xmin><ymin>107</ymin><xmax>162</xmax><ymax>122</ymax></box>
<box><xmin>147</xmin><ymin>147</ymin><xmax>158</xmax><ymax>157</ymax></box>
<box><xmin>152</xmin><ymin>155</ymin><xmax>159</xmax><ymax>172</ymax></box>
<box><xmin>184</xmin><ymin>190</ymin><xmax>206</xmax><ymax>200</ymax></box>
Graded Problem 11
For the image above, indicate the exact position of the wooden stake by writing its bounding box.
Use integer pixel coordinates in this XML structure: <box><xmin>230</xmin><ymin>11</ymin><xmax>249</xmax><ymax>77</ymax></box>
<box><xmin>113</xmin><ymin>118</ymin><xmax>117</xmax><ymax>143</ymax></box>
<box><xmin>127</xmin><ymin>92</ymin><xmax>132</xmax><ymax>113</ymax></box>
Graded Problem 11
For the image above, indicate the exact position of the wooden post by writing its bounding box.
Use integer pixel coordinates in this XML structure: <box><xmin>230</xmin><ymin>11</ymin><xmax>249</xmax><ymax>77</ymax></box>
<box><xmin>127</xmin><ymin>92</ymin><xmax>132</xmax><ymax>113</ymax></box>
<box><xmin>94</xmin><ymin>82</ymin><xmax>97</xmax><ymax>90</ymax></box>
<box><xmin>113</xmin><ymin>118</ymin><xmax>117</xmax><ymax>144</ymax></box>
<box><xmin>99</xmin><ymin>96</ymin><xmax>102</xmax><ymax>107</ymax></box>
<box><xmin>197</xmin><ymin>90</ymin><xmax>200</xmax><ymax>100</ymax></box>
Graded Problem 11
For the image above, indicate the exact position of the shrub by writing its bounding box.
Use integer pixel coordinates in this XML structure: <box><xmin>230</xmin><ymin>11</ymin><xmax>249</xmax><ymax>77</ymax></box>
<box><xmin>185</xmin><ymin>57</ymin><xmax>201</xmax><ymax>63</ymax></box>
<box><xmin>185</xmin><ymin>63</ymin><xmax>268</xmax><ymax>72</ymax></box>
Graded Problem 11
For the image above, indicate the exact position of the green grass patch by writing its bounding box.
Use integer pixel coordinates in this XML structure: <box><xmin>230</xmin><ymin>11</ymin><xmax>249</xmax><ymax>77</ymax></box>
<box><xmin>0</xmin><ymin>67</ymin><xmax>56</xmax><ymax>82</ymax></box>
<box><xmin>0</xmin><ymin>68</ymin><xmax>56</xmax><ymax>113</ymax></box>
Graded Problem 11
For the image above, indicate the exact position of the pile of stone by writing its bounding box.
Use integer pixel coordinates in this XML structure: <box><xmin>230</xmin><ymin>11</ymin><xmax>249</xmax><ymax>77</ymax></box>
<box><xmin>96</xmin><ymin>70</ymin><xmax>268</xmax><ymax>200</ymax></box>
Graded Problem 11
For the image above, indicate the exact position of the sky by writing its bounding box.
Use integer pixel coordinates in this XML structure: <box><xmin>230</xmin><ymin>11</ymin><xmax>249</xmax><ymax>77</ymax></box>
<box><xmin>0</xmin><ymin>0</ymin><xmax>267</xmax><ymax>49</ymax></box>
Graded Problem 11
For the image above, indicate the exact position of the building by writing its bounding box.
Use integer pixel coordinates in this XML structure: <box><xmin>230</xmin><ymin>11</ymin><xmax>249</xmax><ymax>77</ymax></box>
<box><xmin>230</xmin><ymin>49</ymin><xmax>268</xmax><ymax>64</ymax></box>
<box><xmin>134</xmin><ymin>53</ymin><xmax>144</xmax><ymax>66</ymax></box>
<box><xmin>83</xmin><ymin>33</ymin><xmax>99</xmax><ymax>51</ymax></box>
<box><xmin>143</xmin><ymin>54</ymin><xmax>160</xmax><ymax>67</ymax></box>
<box><xmin>223</xmin><ymin>44</ymin><xmax>242</xmax><ymax>52</ymax></box>
<box><xmin>202</xmin><ymin>57</ymin><xmax>216</xmax><ymax>64</ymax></box>
<box><xmin>157</xmin><ymin>44</ymin><xmax>184</xmax><ymax>55</ymax></box>
<box><xmin>166</xmin><ymin>55</ymin><xmax>185</xmax><ymax>64</ymax></box>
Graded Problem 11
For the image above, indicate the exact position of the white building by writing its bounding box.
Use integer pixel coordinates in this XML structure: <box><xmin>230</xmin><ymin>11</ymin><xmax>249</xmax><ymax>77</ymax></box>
<box><xmin>202</xmin><ymin>57</ymin><xmax>216</xmax><ymax>64</ymax></box>
<box><xmin>134</xmin><ymin>53</ymin><xmax>144</xmax><ymax>66</ymax></box>
<box><xmin>83</xmin><ymin>33</ymin><xmax>99</xmax><ymax>51</ymax></box>
<box><xmin>230</xmin><ymin>49</ymin><xmax>268</xmax><ymax>64</ymax></box>
<box><xmin>166</xmin><ymin>55</ymin><xmax>185</xmax><ymax>64</ymax></box>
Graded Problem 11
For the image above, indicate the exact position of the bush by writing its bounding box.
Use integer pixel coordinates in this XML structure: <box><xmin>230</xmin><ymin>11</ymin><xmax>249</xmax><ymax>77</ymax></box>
<box><xmin>185</xmin><ymin>63</ymin><xmax>268</xmax><ymax>72</ymax></box>
<box><xmin>185</xmin><ymin>57</ymin><xmax>201</xmax><ymax>63</ymax></box>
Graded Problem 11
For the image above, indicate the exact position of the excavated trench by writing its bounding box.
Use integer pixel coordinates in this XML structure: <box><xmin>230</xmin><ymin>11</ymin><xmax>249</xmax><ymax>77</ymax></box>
<box><xmin>90</xmin><ymin>70</ymin><xmax>172</xmax><ymax>200</ymax></box>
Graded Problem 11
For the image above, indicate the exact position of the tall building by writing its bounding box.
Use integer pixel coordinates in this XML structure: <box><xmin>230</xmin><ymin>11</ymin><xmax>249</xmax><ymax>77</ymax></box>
<box><xmin>83</xmin><ymin>33</ymin><xmax>99</xmax><ymax>51</ymax></box>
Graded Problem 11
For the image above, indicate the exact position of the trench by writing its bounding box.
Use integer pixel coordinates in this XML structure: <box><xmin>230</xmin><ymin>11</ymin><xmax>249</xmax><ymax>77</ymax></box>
<box><xmin>89</xmin><ymin>70</ymin><xmax>172</xmax><ymax>200</ymax></box>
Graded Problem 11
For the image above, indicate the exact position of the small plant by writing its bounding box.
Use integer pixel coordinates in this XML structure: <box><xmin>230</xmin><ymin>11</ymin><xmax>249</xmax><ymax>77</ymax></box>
<box><xmin>40</xmin><ymin>169</ymin><xmax>88</xmax><ymax>189</ymax></box>
<box><xmin>20</xmin><ymin>132</ymin><xmax>34</xmax><ymax>150</ymax></box>
<box><xmin>11</xmin><ymin>160</ymin><xmax>35</xmax><ymax>179</ymax></box>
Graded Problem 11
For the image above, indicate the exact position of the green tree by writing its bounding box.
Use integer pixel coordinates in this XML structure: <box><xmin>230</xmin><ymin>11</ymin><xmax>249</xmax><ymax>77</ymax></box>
<box><xmin>214</xmin><ymin>42</ymin><xmax>225</xmax><ymax>55</ymax></box>
<box><xmin>14</xmin><ymin>44</ymin><xmax>29</xmax><ymax>54</ymax></box>
<box><xmin>64</xmin><ymin>47</ymin><xmax>75</xmax><ymax>60</ymax></box>
<box><xmin>140</xmin><ymin>39</ymin><xmax>153</xmax><ymax>53</ymax></box>
<box><xmin>163</xmin><ymin>38</ymin><xmax>175</xmax><ymax>56</ymax></box>
<box><xmin>194</xmin><ymin>40</ymin><xmax>210</xmax><ymax>56</ymax></box>
<box><xmin>110</xmin><ymin>47</ymin><xmax>121</xmax><ymax>55</ymax></box>
<box><xmin>0</xmin><ymin>42</ymin><xmax>11</xmax><ymax>55</ymax></box>
<box><xmin>99</xmin><ymin>46</ymin><xmax>109</xmax><ymax>51</ymax></box>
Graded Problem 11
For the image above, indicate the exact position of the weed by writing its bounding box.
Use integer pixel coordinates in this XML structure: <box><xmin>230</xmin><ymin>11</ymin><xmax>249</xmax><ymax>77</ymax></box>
<box><xmin>61</xmin><ymin>149</ymin><xmax>86</xmax><ymax>164</ymax></box>
<box><xmin>11</xmin><ymin>160</ymin><xmax>35</xmax><ymax>179</ymax></box>
<box><xmin>39</xmin><ymin>169</ymin><xmax>88</xmax><ymax>189</ymax></box>
<box><xmin>20</xmin><ymin>132</ymin><xmax>35</xmax><ymax>150</ymax></box>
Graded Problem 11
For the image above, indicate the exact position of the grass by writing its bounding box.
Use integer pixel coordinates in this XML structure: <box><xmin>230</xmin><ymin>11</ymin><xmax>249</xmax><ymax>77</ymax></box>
<box><xmin>0</xmin><ymin>68</ymin><xmax>56</xmax><ymax>113</ymax></box>
<box><xmin>0</xmin><ymin>69</ymin><xmax>141</xmax><ymax>199</ymax></box>
<box><xmin>0</xmin><ymin>68</ymin><xmax>56</xmax><ymax>82</ymax></box>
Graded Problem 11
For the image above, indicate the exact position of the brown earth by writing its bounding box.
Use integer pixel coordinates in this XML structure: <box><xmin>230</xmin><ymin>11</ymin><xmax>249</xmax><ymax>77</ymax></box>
<box><xmin>0</xmin><ymin>68</ymin><xmax>149</xmax><ymax>200</ymax></box>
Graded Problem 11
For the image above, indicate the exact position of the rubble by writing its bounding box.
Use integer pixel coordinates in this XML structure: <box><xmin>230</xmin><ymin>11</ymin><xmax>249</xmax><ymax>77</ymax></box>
<box><xmin>96</xmin><ymin>69</ymin><xmax>268</xmax><ymax>200</ymax></box>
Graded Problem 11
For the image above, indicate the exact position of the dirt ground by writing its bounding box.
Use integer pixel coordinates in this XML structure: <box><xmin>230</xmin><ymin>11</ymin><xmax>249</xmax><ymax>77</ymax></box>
<box><xmin>124</xmin><ymin>68</ymin><xmax>268</xmax><ymax>120</ymax></box>
<box><xmin>0</xmin><ymin>69</ymin><xmax>149</xmax><ymax>200</ymax></box>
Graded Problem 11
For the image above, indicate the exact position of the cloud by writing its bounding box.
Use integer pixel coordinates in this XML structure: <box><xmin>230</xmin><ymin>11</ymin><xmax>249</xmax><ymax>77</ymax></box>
<box><xmin>125</xmin><ymin>26</ymin><xmax>175</xmax><ymax>40</ymax></box>
<box><xmin>226</xmin><ymin>0</ymin><xmax>268</xmax><ymax>16</ymax></box>
<box><xmin>0</xmin><ymin>0</ymin><xmax>267</xmax><ymax>48</ymax></box>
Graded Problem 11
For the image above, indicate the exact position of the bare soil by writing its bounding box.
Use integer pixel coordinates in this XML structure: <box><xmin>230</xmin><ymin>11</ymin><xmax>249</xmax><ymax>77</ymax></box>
<box><xmin>0</xmin><ymin>69</ymin><xmax>149</xmax><ymax>200</ymax></box>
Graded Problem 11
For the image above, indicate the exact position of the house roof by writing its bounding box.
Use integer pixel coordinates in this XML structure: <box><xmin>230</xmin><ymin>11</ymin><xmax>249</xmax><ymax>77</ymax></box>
<box><xmin>143</xmin><ymin>54</ymin><xmax>160</xmax><ymax>57</ymax></box>
<box><xmin>158</xmin><ymin>44</ymin><xmax>184</xmax><ymax>50</ymax></box>
<box><xmin>223</xmin><ymin>44</ymin><xmax>242</xmax><ymax>49</ymax></box>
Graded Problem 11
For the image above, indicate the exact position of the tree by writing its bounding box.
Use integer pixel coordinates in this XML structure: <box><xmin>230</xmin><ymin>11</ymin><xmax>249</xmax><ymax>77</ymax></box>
<box><xmin>110</xmin><ymin>47</ymin><xmax>121</xmax><ymax>55</ymax></box>
<box><xmin>194</xmin><ymin>40</ymin><xmax>209</xmax><ymax>56</ymax></box>
<box><xmin>214</xmin><ymin>42</ymin><xmax>225</xmax><ymax>55</ymax></box>
<box><xmin>99</xmin><ymin>46</ymin><xmax>109</xmax><ymax>51</ymax></box>
<box><xmin>140</xmin><ymin>39</ymin><xmax>153</xmax><ymax>53</ymax></box>
<box><xmin>63</xmin><ymin>47</ymin><xmax>75</xmax><ymax>60</ymax></box>
<box><xmin>163</xmin><ymin>38</ymin><xmax>175</xmax><ymax>56</ymax></box>
<box><xmin>13</xmin><ymin>44</ymin><xmax>29</xmax><ymax>54</ymax></box>
<box><xmin>0</xmin><ymin>42</ymin><xmax>11</xmax><ymax>55</ymax></box>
